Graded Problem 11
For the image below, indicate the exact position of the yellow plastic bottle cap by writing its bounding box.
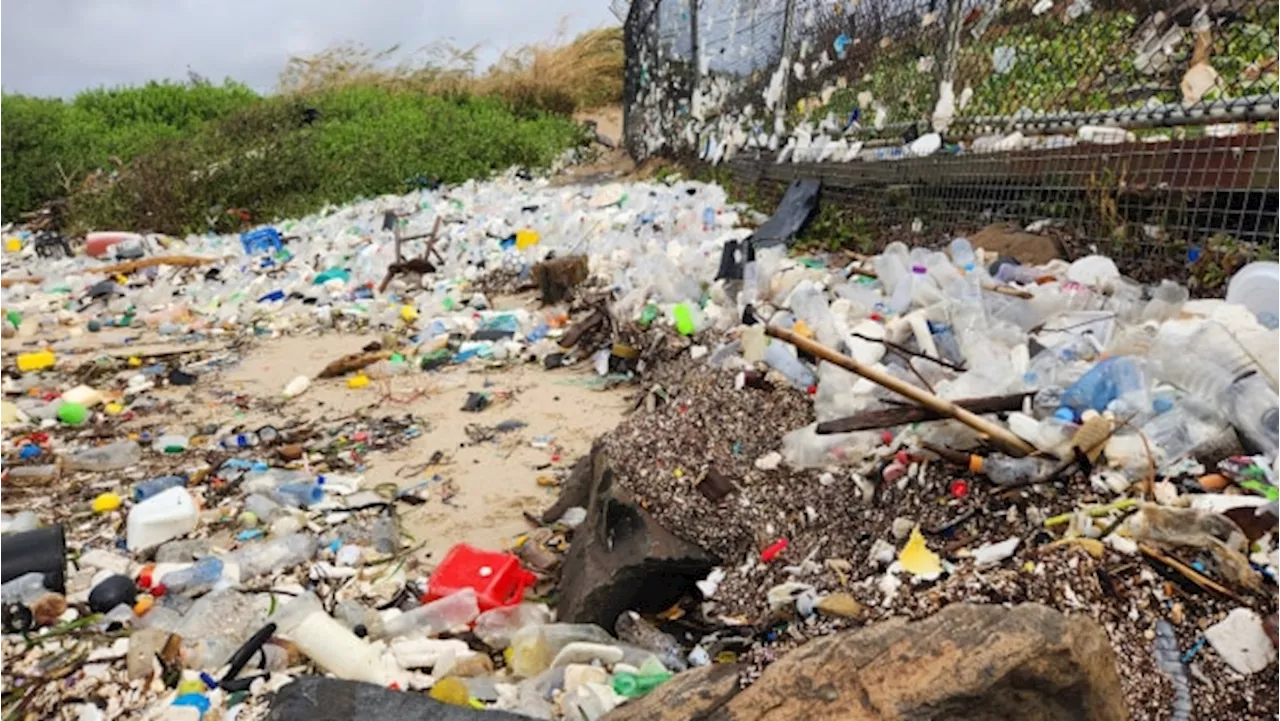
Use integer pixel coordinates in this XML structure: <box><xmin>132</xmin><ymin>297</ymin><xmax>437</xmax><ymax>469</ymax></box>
<box><xmin>91</xmin><ymin>492</ymin><xmax>122</xmax><ymax>513</ymax></box>
<box><xmin>515</xmin><ymin>229</ymin><xmax>540</xmax><ymax>249</ymax></box>
<box><xmin>104</xmin><ymin>402</ymin><xmax>125</xmax><ymax>416</ymax></box>
<box><xmin>347</xmin><ymin>374</ymin><xmax>370</xmax><ymax>389</ymax></box>
<box><xmin>400</xmin><ymin>305</ymin><xmax>419</xmax><ymax>322</ymax></box>
<box><xmin>5</xmin><ymin>239</ymin><xmax>21</xmax><ymax>253</ymax></box>
<box><xmin>133</xmin><ymin>596</ymin><xmax>155</xmax><ymax>616</ymax></box>
<box><xmin>177</xmin><ymin>679</ymin><xmax>206</xmax><ymax>695</ymax></box>
<box><xmin>128</xmin><ymin>357</ymin><xmax>143</xmax><ymax>367</ymax></box>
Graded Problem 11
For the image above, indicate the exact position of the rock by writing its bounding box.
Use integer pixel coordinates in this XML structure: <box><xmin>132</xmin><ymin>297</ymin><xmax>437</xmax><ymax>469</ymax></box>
<box><xmin>267</xmin><ymin>676</ymin><xmax>532</xmax><ymax>721</ymax></box>
<box><xmin>539</xmin><ymin>448</ymin><xmax>595</xmax><ymax>524</ymax></box>
<box><xmin>970</xmin><ymin>222</ymin><xmax>1065</xmax><ymax>266</ymax></box>
<box><xmin>556</xmin><ymin>447</ymin><xmax>719</xmax><ymax>628</ymax></box>
<box><xmin>602</xmin><ymin>664</ymin><xmax>743</xmax><ymax>721</ymax></box>
<box><xmin>815</xmin><ymin>593</ymin><xmax>864</xmax><ymax>619</ymax></box>
<box><xmin>1204</xmin><ymin>608</ymin><xmax>1276</xmax><ymax>675</ymax></box>
<box><xmin>714</xmin><ymin>603</ymin><xmax>1127</xmax><ymax>721</ymax></box>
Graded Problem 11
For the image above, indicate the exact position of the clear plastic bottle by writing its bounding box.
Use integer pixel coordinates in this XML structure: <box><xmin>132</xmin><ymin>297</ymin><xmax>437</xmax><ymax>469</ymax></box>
<box><xmin>242</xmin><ymin>493</ymin><xmax>281</xmax><ymax>521</ymax></box>
<box><xmin>873</xmin><ymin>253</ymin><xmax>912</xmax><ymax>314</ymax></box>
<box><xmin>5</xmin><ymin>465</ymin><xmax>59</xmax><ymax>485</ymax></box>
<box><xmin>473</xmin><ymin>603</ymin><xmax>552</xmax><ymax>649</ymax></box>
<box><xmin>225</xmin><ymin>533</ymin><xmax>318</xmax><ymax>581</ymax></box>
<box><xmin>948</xmin><ymin>237</ymin><xmax>977</xmax><ymax>272</ymax></box>
<box><xmin>509</xmin><ymin>623</ymin><xmax>617</xmax><ymax>678</ymax></box>
<box><xmin>376</xmin><ymin>588</ymin><xmax>479</xmax><ymax>640</ymax></box>
<box><xmin>158</xmin><ymin>557</ymin><xmax>223</xmax><ymax>597</ymax></box>
<box><xmin>64</xmin><ymin>441</ymin><xmax>142</xmax><ymax>472</ymax></box>
<box><xmin>764</xmin><ymin>342</ymin><xmax>815</xmax><ymax>389</ymax></box>
<box><xmin>973</xmin><ymin>454</ymin><xmax>1056</xmax><ymax>486</ymax></box>
<box><xmin>2</xmin><ymin>572</ymin><xmax>49</xmax><ymax>605</ymax></box>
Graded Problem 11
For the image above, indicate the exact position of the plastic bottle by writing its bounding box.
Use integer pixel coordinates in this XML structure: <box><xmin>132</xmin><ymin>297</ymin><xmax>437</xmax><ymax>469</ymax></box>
<box><xmin>152</xmin><ymin>434</ymin><xmax>190</xmax><ymax>454</ymax></box>
<box><xmin>225</xmin><ymin>533</ymin><xmax>318</xmax><ymax>581</ymax></box>
<box><xmin>1058</xmin><ymin>356</ymin><xmax>1148</xmax><ymax>420</ymax></box>
<box><xmin>509</xmin><ymin>623</ymin><xmax>617</xmax><ymax>678</ymax></box>
<box><xmin>948</xmin><ymin>237</ymin><xmax>977</xmax><ymax>272</ymax></box>
<box><xmin>1225</xmin><ymin>261</ymin><xmax>1279</xmax><ymax>329</ymax></box>
<box><xmin>133</xmin><ymin>475</ymin><xmax>187</xmax><ymax>502</ymax></box>
<box><xmin>157</xmin><ymin>558</ymin><xmax>223</xmax><ymax>597</ymax></box>
<box><xmin>64</xmin><ymin>441</ymin><xmax>142</xmax><ymax>472</ymax></box>
<box><xmin>2</xmin><ymin>572</ymin><xmax>49</xmax><ymax>605</ymax></box>
<box><xmin>273</xmin><ymin>592</ymin><xmax>389</xmax><ymax>684</ymax></box>
<box><xmin>740</xmin><ymin>243</ymin><xmax>758</xmax><ymax>312</ymax></box>
<box><xmin>242</xmin><ymin>493</ymin><xmax>281</xmax><ymax>522</ymax></box>
<box><xmin>473</xmin><ymin>602</ymin><xmax>552</xmax><ymax>649</ymax></box>
<box><xmin>127</xmin><ymin>487</ymin><xmax>199</xmax><ymax>552</ymax></box>
<box><xmin>376</xmin><ymin>588</ymin><xmax>480</xmax><ymax>640</ymax></box>
<box><xmin>5</xmin><ymin>465</ymin><xmax>59</xmax><ymax>485</ymax></box>
<box><xmin>873</xmin><ymin>253</ymin><xmax>912</xmax><ymax>314</ymax></box>
<box><xmin>971</xmin><ymin>454</ymin><xmax>1056</xmax><ymax>486</ymax></box>
<box><xmin>273</xmin><ymin>483</ymin><xmax>324</xmax><ymax>508</ymax></box>
<box><xmin>764</xmin><ymin>342</ymin><xmax>815</xmax><ymax>390</ymax></box>
<box><xmin>282</xmin><ymin>375</ymin><xmax>310</xmax><ymax>398</ymax></box>
<box><xmin>612</xmin><ymin>661</ymin><xmax>674</xmax><ymax>698</ymax></box>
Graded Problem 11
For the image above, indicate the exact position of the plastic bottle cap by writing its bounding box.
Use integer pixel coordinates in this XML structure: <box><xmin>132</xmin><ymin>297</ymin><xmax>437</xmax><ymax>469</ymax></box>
<box><xmin>968</xmin><ymin>455</ymin><xmax>984</xmax><ymax>474</ymax></box>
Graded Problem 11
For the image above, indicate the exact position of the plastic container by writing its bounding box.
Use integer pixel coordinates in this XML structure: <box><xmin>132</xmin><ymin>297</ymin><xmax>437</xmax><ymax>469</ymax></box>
<box><xmin>64</xmin><ymin>441</ymin><xmax>142</xmax><ymax>472</ymax></box>
<box><xmin>16</xmin><ymin>350</ymin><xmax>56</xmax><ymax>372</ymax></box>
<box><xmin>948</xmin><ymin>237</ymin><xmax>977</xmax><ymax>272</ymax></box>
<box><xmin>126</xmin><ymin>487</ymin><xmax>199</xmax><ymax>552</ymax></box>
<box><xmin>273</xmin><ymin>592</ymin><xmax>389</xmax><ymax>684</ymax></box>
<box><xmin>242</xmin><ymin>493</ymin><xmax>281</xmax><ymax>521</ymax></box>
<box><xmin>425</xmin><ymin>543</ymin><xmax>537</xmax><ymax>612</ymax></box>
<box><xmin>1225</xmin><ymin>261</ymin><xmax>1279</xmax><ymax>329</ymax></box>
<box><xmin>1</xmin><ymin>525</ymin><xmax>67</xmax><ymax>592</ymax></box>
<box><xmin>6</xmin><ymin>465</ymin><xmax>59</xmax><ymax>485</ymax></box>
<box><xmin>376</xmin><ymin>588</ymin><xmax>480</xmax><ymax>639</ymax></box>
<box><xmin>133</xmin><ymin>475</ymin><xmax>187</xmax><ymax>502</ymax></box>
<box><xmin>240</xmin><ymin>227</ymin><xmax>284</xmax><ymax>255</ymax></box>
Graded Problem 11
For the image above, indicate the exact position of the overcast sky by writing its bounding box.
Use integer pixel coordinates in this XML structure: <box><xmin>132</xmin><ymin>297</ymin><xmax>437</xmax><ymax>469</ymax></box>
<box><xmin>2</xmin><ymin>0</ymin><xmax>618</xmax><ymax>97</ymax></box>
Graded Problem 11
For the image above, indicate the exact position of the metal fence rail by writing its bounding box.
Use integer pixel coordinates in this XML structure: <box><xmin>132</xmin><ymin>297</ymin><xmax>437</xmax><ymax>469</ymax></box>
<box><xmin>622</xmin><ymin>0</ymin><xmax>1280</xmax><ymax>280</ymax></box>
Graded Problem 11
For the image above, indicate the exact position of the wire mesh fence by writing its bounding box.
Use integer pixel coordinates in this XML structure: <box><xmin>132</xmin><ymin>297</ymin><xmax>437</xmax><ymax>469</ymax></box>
<box><xmin>622</xmin><ymin>0</ymin><xmax>1279</xmax><ymax>284</ymax></box>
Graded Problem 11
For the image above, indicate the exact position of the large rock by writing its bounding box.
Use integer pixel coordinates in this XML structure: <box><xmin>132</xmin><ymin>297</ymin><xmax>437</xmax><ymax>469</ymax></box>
<box><xmin>713</xmin><ymin>603</ymin><xmax>1127</xmax><ymax>721</ymax></box>
<box><xmin>555</xmin><ymin>447</ymin><xmax>719</xmax><ymax>628</ymax></box>
<box><xmin>604</xmin><ymin>664</ymin><xmax>743</xmax><ymax>721</ymax></box>
<box><xmin>971</xmin><ymin>223</ymin><xmax>1065</xmax><ymax>266</ymax></box>
<box><xmin>267</xmin><ymin>676</ymin><xmax>531</xmax><ymax>721</ymax></box>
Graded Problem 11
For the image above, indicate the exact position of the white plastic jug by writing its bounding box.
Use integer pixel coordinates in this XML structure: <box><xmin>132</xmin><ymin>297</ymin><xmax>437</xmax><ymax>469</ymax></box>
<box><xmin>1226</xmin><ymin>261</ymin><xmax>1279</xmax><ymax>329</ymax></box>
<box><xmin>126</xmin><ymin>487</ymin><xmax>198</xmax><ymax>551</ymax></box>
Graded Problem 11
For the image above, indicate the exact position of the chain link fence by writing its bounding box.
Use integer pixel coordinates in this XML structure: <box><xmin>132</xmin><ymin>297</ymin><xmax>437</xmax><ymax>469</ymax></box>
<box><xmin>622</xmin><ymin>0</ymin><xmax>1279</xmax><ymax>284</ymax></box>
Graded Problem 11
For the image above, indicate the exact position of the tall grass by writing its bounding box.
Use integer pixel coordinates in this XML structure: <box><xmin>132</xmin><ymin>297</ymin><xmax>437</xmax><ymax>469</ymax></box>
<box><xmin>278</xmin><ymin>27</ymin><xmax>624</xmax><ymax>115</ymax></box>
<box><xmin>1</xmin><ymin>27</ymin><xmax>623</xmax><ymax>231</ymax></box>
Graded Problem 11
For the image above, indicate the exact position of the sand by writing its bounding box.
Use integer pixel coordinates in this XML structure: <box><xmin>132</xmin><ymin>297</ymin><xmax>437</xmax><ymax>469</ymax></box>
<box><xmin>181</xmin><ymin>332</ymin><xmax>630</xmax><ymax>562</ymax></box>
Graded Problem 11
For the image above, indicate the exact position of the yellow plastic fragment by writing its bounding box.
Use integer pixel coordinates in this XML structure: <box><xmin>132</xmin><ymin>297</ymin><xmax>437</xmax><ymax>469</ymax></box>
<box><xmin>898</xmin><ymin>525</ymin><xmax>943</xmax><ymax>579</ymax></box>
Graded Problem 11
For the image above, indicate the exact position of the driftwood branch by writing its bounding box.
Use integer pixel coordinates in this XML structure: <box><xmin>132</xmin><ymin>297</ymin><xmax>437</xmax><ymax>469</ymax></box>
<box><xmin>766</xmin><ymin>325</ymin><xmax>1035</xmax><ymax>456</ymax></box>
<box><xmin>817</xmin><ymin>392</ymin><xmax>1033</xmax><ymax>434</ymax></box>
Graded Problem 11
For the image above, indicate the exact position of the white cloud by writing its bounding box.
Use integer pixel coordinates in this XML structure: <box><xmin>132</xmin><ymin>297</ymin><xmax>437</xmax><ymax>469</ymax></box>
<box><xmin>1</xmin><ymin>0</ymin><xmax>615</xmax><ymax>97</ymax></box>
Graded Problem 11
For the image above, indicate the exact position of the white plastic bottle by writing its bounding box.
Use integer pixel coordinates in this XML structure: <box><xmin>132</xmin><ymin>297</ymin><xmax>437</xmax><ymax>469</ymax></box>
<box><xmin>948</xmin><ymin>237</ymin><xmax>977</xmax><ymax>273</ymax></box>
<box><xmin>273</xmin><ymin>592</ymin><xmax>391</xmax><ymax>684</ymax></box>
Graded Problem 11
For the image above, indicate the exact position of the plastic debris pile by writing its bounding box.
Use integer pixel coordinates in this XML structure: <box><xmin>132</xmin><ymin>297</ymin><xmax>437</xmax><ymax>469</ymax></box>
<box><xmin>2</xmin><ymin>167</ymin><xmax>1278</xmax><ymax>721</ymax></box>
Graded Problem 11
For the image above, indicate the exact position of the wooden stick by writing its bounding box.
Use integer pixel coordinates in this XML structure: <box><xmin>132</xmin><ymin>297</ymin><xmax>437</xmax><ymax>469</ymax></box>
<box><xmin>1139</xmin><ymin>542</ymin><xmax>1248</xmax><ymax>604</ymax></box>
<box><xmin>766</xmin><ymin>325</ymin><xmax>1035</xmax><ymax>456</ymax></box>
<box><xmin>817</xmin><ymin>391</ymin><xmax>1033</xmax><ymax>433</ymax></box>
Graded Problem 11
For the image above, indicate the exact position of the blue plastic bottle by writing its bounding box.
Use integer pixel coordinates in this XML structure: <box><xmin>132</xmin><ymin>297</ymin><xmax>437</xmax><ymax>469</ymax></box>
<box><xmin>133</xmin><ymin>475</ymin><xmax>187</xmax><ymax>502</ymax></box>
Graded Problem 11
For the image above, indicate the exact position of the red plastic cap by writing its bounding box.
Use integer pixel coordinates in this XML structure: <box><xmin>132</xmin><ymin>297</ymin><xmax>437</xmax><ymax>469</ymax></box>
<box><xmin>760</xmin><ymin>538</ymin><xmax>788</xmax><ymax>563</ymax></box>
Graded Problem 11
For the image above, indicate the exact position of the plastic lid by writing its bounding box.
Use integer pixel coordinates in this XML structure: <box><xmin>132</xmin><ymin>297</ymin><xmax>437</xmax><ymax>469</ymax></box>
<box><xmin>1223</xmin><ymin>262</ymin><xmax>1280</xmax><ymax>324</ymax></box>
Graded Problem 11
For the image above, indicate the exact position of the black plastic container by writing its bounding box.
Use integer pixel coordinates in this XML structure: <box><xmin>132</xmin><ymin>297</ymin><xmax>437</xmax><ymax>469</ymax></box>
<box><xmin>1</xmin><ymin>524</ymin><xmax>67</xmax><ymax>594</ymax></box>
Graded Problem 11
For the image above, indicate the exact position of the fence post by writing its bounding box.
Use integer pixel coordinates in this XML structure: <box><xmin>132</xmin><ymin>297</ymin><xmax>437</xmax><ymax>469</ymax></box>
<box><xmin>775</xmin><ymin>0</ymin><xmax>798</xmax><ymax>129</ymax></box>
<box><xmin>689</xmin><ymin>0</ymin><xmax>700</xmax><ymax>112</ymax></box>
